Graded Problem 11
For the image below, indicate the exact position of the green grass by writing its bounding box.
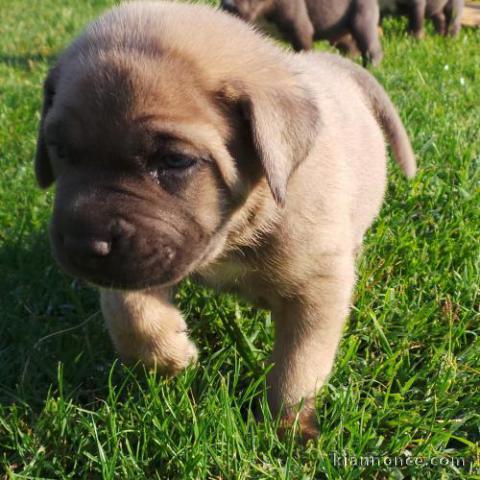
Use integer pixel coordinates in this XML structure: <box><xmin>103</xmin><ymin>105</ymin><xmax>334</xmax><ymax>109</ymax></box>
<box><xmin>0</xmin><ymin>0</ymin><xmax>479</xmax><ymax>478</ymax></box>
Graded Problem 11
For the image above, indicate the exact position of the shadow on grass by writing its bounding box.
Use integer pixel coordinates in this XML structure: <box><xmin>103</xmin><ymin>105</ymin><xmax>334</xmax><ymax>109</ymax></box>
<box><xmin>0</xmin><ymin>226</ymin><xmax>260</xmax><ymax>413</ymax></box>
<box><xmin>0</xmin><ymin>227</ymin><xmax>117</xmax><ymax>409</ymax></box>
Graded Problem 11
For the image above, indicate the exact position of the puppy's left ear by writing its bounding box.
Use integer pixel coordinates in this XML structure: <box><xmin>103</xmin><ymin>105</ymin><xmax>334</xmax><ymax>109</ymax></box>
<box><xmin>224</xmin><ymin>79</ymin><xmax>320</xmax><ymax>206</ymax></box>
<box><xmin>35</xmin><ymin>66</ymin><xmax>59</xmax><ymax>189</ymax></box>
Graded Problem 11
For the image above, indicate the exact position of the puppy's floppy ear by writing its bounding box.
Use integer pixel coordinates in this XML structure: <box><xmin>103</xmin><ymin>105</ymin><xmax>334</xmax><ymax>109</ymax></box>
<box><xmin>35</xmin><ymin>66</ymin><xmax>58</xmax><ymax>189</ymax></box>
<box><xmin>224</xmin><ymin>80</ymin><xmax>320</xmax><ymax>206</ymax></box>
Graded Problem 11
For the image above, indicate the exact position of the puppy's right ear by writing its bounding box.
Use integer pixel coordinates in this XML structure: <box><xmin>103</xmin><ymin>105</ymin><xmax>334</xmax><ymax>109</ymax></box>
<box><xmin>218</xmin><ymin>78</ymin><xmax>320</xmax><ymax>206</ymax></box>
<box><xmin>35</xmin><ymin>66</ymin><xmax>58</xmax><ymax>189</ymax></box>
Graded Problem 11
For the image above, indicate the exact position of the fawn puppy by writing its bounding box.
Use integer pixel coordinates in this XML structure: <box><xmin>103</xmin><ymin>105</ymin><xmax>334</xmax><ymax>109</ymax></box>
<box><xmin>35</xmin><ymin>1</ymin><xmax>415</xmax><ymax>438</ymax></box>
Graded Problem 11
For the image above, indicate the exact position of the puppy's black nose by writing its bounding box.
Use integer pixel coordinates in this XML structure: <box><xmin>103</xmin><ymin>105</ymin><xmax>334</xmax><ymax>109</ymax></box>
<box><xmin>62</xmin><ymin>235</ymin><xmax>112</xmax><ymax>257</ymax></box>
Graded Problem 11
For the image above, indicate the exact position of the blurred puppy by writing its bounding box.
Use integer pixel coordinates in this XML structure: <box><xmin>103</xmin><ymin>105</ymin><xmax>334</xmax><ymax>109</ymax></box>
<box><xmin>35</xmin><ymin>1</ymin><xmax>415</xmax><ymax>439</ymax></box>
<box><xmin>221</xmin><ymin>0</ymin><xmax>383</xmax><ymax>66</ymax></box>
<box><xmin>379</xmin><ymin>0</ymin><xmax>464</xmax><ymax>37</ymax></box>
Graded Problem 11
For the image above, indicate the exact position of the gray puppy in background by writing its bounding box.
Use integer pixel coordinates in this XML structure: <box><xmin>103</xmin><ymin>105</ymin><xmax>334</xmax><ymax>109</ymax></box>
<box><xmin>379</xmin><ymin>0</ymin><xmax>464</xmax><ymax>37</ymax></box>
<box><xmin>35</xmin><ymin>1</ymin><xmax>416</xmax><ymax>439</ymax></box>
<box><xmin>221</xmin><ymin>0</ymin><xmax>383</xmax><ymax>66</ymax></box>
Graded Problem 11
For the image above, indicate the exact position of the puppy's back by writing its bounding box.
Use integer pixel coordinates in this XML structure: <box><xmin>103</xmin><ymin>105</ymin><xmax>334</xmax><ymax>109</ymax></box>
<box><xmin>299</xmin><ymin>52</ymin><xmax>416</xmax><ymax>178</ymax></box>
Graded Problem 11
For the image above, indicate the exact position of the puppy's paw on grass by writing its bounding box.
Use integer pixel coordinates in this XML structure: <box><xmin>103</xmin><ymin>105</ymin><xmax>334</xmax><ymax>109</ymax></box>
<box><xmin>277</xmin><ymin>400</ymin><xmax>319</xmax><ymax>443</ymax></box>
<box><xmin>123</xmin><ymin>332</ymin><xmax>198</xmax><ymax>376</ymax></box>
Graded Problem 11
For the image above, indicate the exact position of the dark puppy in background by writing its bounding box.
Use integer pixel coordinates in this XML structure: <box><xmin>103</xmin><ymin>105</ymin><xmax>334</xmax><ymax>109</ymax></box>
<box><xmin>379</xmin><ymin>0</ymin><xmax>464</xmax><ymax>38</ymax></box>
<box><xmin>221</xmin><ymin>0</ymin><xmax>383</xmax><ymax>66</ymax></box>
<box><xmin>35</xmin><ymin>1</ymin><xmax>415</xmax><ymax>439</ymax></box>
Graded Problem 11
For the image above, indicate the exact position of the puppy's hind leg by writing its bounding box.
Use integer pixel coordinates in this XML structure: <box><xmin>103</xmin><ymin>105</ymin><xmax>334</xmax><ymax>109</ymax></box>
<box><xmin>407</xmin><ymin>0</ymin><xmax>427</xmax><ymax>38</ymax></box>
<box><xmin>267</xmin><ymin>254</ymin><xmax>356</xmax><ymax>440</ymax></box>
<box><xmin>276</xmin><ymin>3</ymin><xmax>315</xmax><ymax>52</ymax></box>
<box><xmin>444</xmin><ymin>0</ymin><xmax>463</xmax><ymax>37</ymax></box>
<box><xmin>100</xmin><ymin>288</ymin><xmax>198</xmax><ymax>375</ymax></box>
<box><xmin>331</xmin><ymin>33</ymin><xmax>361</xmax><ymax>59</ymax></box>
<box><xmin>431</xmin><ymin>10</ymin><xmax>447</xmax><ymax>35</ymax></box>
<box><xmin>350</xmin><ymin>0</ymin><xmax>383</xmax><ymax>66</ymax></box>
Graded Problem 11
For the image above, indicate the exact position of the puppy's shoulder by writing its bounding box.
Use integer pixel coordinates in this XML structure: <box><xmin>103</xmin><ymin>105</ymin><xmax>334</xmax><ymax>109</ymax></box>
<box><xmin>289</xmin><ymin>52</ymin><xmax>365</xmax><ymax>101</ymax></box>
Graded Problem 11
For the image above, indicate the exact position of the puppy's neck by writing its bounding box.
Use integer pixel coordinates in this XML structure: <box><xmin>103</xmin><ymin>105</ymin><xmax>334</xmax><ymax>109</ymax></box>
<box><xmin>195</xmin><ymin>178</ymin><xmax>280</xmax><ymax>278</ymax></box>
<box><xmin>225</xmin><ymin>179</ymin><xmax>281</xmax><ymax>252</ymax></box>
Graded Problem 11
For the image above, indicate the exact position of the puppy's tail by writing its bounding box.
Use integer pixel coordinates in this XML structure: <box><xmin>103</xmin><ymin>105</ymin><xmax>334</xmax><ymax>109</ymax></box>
<box><xmin>352</xmin><ymin>68</ymin><xmax>416</xmax><ymax>178</ymax></box>
<box><xmin>341</xmin><ymin>61</ymin><xmax>416</xmax><ymax>178</ymax></box>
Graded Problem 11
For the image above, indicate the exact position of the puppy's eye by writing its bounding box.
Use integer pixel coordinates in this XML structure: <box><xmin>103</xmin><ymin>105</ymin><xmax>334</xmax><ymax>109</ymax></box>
<box><xmin>147</xmin><ymin>153</ymin><xmax>197</xmax><ymax>179</ymax></box>
<box><xmin>160</xmin><ymin>154</ymin><xmax>196</xmax><ymax>170</ymax></box>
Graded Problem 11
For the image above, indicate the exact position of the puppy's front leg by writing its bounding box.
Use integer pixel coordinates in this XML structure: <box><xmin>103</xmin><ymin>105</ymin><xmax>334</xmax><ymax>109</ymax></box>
<box><xmin>100</xmin><ymin>288</ymin><xmax>198</xmax><ymax>375</ymax></box>
<box><xmin>268</xmin><ymin>255</ymin><xmax>355</xmax><ymax>439</ymax></box>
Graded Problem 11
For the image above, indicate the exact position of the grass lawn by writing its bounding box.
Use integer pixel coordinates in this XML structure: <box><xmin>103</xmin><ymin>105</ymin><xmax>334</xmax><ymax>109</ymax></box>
<box><xmin>0</xmin><ymin>0</ymin><xmax>479</xmax><ymax>478</ymax></box>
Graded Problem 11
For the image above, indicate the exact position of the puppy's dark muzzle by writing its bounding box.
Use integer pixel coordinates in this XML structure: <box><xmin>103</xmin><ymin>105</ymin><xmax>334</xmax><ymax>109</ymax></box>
<box><xmin>48</xmin><ymin>175</ymin><xmax>209</xmax><ymax>290</ymax></box>
<box><xmin>50</xmin><ymin>214</ymin><xmax>180</xmax><ymax>289</ymax></box>
<box><xmin>53</xmin><ymin>215</ymin><xmax>126</xmax><ymax>263</ymax></box>
<box><xmin>62</xmin><ymin>235</ymin><xmax>112</xmax><ymax>258</ymax></box>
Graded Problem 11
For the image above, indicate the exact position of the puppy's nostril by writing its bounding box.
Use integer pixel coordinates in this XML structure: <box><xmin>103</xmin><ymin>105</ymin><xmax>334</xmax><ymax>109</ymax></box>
<box><xmin>90</xmin><ymin>240</ymin><xmax>111</xmax><ymax>256</ymax></box>
<box><xmin>63</xmin><ymin>235</ymin><xmax>111</xmax><ymax>257</ymax></box>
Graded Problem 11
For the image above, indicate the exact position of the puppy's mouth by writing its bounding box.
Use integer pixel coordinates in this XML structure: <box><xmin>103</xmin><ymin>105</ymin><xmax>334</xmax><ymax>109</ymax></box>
<box><xmin>53</xmin><ymin>241</ymin><xmax>188</xmax><ymax>290</ymax></box>
<box><xmin>50</xmin><ymin>218</ymin><xmax>208</xmax><ymax>291</ymax></box>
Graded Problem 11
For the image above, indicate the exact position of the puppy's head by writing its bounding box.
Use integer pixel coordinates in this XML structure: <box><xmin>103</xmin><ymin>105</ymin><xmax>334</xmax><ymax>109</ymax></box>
<box><xmin>220</xmin><ymin>0</ymin><xmax>271</xmax><ymax>21</ymax></box>
<box><xmin>35</xmin><ymin>2</ymin><xmax>319</xmax><ymax>290</ymax></box>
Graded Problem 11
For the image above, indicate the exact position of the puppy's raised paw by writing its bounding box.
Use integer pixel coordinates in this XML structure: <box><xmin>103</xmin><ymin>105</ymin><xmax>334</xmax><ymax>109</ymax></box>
<box><xmin>124</xmin><ymin>331</ymin><xmax>198</xmax><ymax>376</ymax></box>
<box><xmin>100</xmin><ymin>289</ymin><xmax>198</xmax><ymax>376</ymax></box>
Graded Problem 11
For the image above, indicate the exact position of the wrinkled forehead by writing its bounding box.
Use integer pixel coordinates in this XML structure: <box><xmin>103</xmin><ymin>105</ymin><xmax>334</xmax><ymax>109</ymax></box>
<box><xmin>47</xmin><ymin>53</ymin><xmax>216</xmax><ymax>150</ymax></box>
